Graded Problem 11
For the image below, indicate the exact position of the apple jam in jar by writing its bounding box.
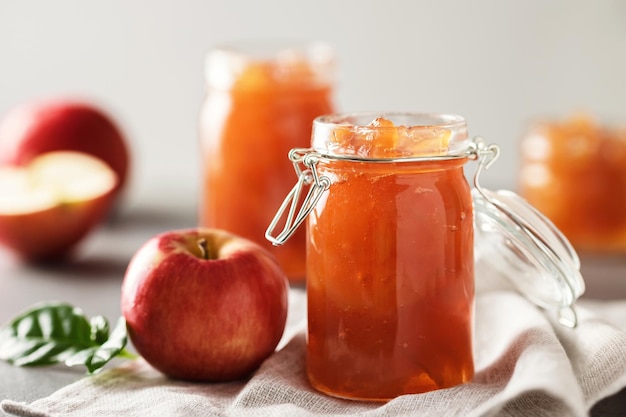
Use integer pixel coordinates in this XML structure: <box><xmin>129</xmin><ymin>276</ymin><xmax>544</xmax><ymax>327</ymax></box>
<box><xmin>519</xmin><ymin>115</ymin><xmax>626</xmax><ymax>253</ymax></box>
<box><xmin>269</xmin><ymin>113</ymin><xmax>475</xmax><ymax>400</ymax></box>
<box><xmin>198</xmin><ymin>41</ymin><xmax>335</xmax><ymax>282</ymax></box>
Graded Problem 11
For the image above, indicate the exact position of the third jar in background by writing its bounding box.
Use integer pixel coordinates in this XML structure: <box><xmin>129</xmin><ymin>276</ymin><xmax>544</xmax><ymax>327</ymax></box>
<box><xmin>519</xmin><ymin>114</ymin><xmax>626</xmax><ymax>254</ymax></box>
<box><xmin>199</xmin><ymin>41</ymin><xmax>335</xmax><ymax>282</ymax></box>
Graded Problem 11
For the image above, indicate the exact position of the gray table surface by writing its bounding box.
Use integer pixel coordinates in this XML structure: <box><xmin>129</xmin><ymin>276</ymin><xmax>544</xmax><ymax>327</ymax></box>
<box><xmin>0</xmin><ymin>201</ymin><xmax>625</xmax><ymax>416</ymax></box>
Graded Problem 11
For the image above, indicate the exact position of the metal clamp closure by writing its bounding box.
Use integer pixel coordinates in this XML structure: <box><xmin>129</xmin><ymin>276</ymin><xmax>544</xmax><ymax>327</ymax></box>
<box><xmin>466</xmin><ymin>136</ymin><xmax>501</xmax><ymax>186</ymax></box>
<box><xmin>266</xmin><ymin>139</ymin><xmax>493</xmax><ymax>247</ymax></box>
<box><xmin>265</xmin><ymin>148</ymin><xmax>330</xmax><ymax>246</ymax></box>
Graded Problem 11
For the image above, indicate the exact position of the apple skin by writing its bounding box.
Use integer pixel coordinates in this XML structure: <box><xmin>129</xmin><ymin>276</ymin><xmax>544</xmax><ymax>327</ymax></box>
<box><xmin>0</xmin><ymin>189</ymin><xmax>116</xmax><ymax>262</ymax></box>
<box><xmin>0</xmin><ymin>99</ymin><xmax>130</xmax><ymax>196</ymax></box>
<box><xmin>121</xmin><ymin>228</ymin><xmax>289</xmax><ymax>382</ymax></box>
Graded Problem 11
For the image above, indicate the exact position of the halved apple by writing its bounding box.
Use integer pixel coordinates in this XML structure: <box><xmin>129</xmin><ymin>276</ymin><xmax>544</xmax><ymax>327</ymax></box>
<box><xmin>0</xmin><ymin>99</ymin><xmax>131</xmax><ymax>198</ymax></box>
<box><xmin>0</xmin><ymin>151</ymin><xmax>118</xmax><ymax>262</ymax></box>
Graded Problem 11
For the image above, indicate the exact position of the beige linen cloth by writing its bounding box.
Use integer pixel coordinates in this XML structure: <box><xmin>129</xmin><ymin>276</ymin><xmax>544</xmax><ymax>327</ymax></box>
<box><xmin>2</xmin><ymin>272</ymin><xmax>626</xmax><ymax>417</ymax></box>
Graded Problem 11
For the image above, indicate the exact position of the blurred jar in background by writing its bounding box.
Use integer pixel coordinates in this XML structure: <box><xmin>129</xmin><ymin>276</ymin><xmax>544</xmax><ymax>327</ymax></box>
<box><xmin>199</xmin><ymin>41</ymin><xmax>335</xmax><ymax>282</ymax></box>
<box><xmin>519</xmin><ymin>114</ymin><xmax>626</xmax><ymax>253</ymax></box>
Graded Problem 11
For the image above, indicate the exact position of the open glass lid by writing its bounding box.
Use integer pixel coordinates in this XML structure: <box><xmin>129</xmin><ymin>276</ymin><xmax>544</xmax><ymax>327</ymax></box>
<box><xmin>469</xmin><ymin>138</ymin><xmax>585</xmax><ymax>328</ymax></box>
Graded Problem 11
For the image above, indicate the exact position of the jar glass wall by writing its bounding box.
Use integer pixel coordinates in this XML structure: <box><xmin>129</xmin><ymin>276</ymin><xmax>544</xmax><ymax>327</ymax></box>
<box><xmin>198</xmin><ymin>41</ymin><xmax>335</xmax><ymax>282</ymax></box>
<box><xmin>305</xmin><ymin>113</ymin><xmax>474</xmax><ymax>400</ymax></box>
<box><xmin>519</xmin><ymin>115</ymin><xmax>626</xmax><ymax>254</ymax></box>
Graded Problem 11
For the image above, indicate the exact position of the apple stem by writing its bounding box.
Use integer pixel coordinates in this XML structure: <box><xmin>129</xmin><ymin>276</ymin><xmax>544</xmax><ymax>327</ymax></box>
<box><xmin>197</xmin><ymin>238</ymin><xmax>210</xmax><ymax>260</ymax></box>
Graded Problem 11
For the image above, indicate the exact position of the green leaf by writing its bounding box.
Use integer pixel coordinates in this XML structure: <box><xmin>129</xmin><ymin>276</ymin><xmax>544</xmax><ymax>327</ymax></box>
<box><xmin>0</xmin><ymin>302</ymin><xmax>134</xmax><ymax>374</ymax></box>
<box><xmin>65</xmin><ymin>317</ymin><xmax>130</xmax><ymax>373</ymax></box>
<box><xmin>89</xmin><ymin>315</ymin><xmax>110</xmax><ymax>345</ymax></box>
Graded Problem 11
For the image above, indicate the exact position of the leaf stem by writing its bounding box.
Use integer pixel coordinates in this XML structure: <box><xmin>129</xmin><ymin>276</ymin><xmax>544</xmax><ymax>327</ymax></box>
<box><xmin>118</xmin><ymin>349</ymin><xmax>138</xmax><ymax>359</ymax></box>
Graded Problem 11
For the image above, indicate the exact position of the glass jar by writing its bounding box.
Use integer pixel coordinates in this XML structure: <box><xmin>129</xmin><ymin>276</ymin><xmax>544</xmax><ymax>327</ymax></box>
<box><xmin>267</xmin><ymin>112</ymin><xmax>585</xmax><ymax>401</ymax></box>
<box><xmin>309</xmin><ymin>114</ymin><xmax>474</xmax><ymax>400</ymax></box>
<box><xmin>519</xmin><ymin>114</ymin><xmax>626</xmax><ymax>254</ymax></box>
<box><xmin>199</xmin><ymin>41</ymin><xmax>335</xmax><ymax>282</ymax></box>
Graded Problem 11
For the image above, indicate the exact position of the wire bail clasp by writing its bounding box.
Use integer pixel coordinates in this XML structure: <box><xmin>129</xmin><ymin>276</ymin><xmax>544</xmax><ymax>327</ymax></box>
<box><xmin>265</xmin><ymin>148</ymin><xmax>330</xmax><ymax>246</ymax></box>
<box><xmin>466</xmin><ymin>136</ymin><xmax>501</xmax><ymax>191</ymax></box>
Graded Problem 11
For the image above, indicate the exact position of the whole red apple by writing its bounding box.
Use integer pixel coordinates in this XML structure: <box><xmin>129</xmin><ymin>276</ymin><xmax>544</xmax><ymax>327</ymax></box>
<box><xmin>0</xmin><ymin>151</ymin><xmax>118</xmax><ymax>261</ymax></box>
<box><xmin>121</xmin><ymin>228</ymin><xmax>289</xmax><ymax>382</ymax></box>
<box><xmin>0</xmin><ymin>98</ymin><xmax>130</xmax><ymax>197</ymax></box>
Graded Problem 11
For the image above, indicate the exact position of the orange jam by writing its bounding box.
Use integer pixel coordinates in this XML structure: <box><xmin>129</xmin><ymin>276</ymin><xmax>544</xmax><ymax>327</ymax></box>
<box><xmin>305</xmin><ymin>114</ymin><xmax>474</xmax><ymax>400</ymax></box>
<box><xmin>199</xmin><ymin>43</ymin><xmax>334</xmax><ymax>281</ymax></box>
<box><xmin>519</xmin><ymin>115</ymin><xmax>626</xmax><ymax>253</ymax></box>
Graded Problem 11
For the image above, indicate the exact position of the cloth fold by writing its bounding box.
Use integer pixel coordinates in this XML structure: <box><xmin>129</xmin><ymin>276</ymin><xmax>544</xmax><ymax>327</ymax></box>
<box><xmin>2</xmin><ymin>287</ymin><xmax>626</xmax><ymax>417</ymax></box>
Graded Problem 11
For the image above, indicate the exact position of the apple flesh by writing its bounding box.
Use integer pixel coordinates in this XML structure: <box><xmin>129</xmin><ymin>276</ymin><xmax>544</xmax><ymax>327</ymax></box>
<box><xmin>121</xmin><ymin>228</ymin><xmax>289</xmax><ymax>382</ymax></box>
<box><xmin>0</xmin><ymin>151</ymin><xmax>118</xmax><ymax>261</ymax></box>
<box><xmin>0</xmin><ymin>99</ymin><xmax>130</xmax><ymax>197</ymax></box>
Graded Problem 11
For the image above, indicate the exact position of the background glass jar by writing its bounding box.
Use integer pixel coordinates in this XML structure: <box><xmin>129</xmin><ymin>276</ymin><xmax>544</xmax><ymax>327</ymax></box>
<box><xmin>519</xmin><ymin>114</ymin><xmax>626</xmax><ymax>254</ymax></box>
<box><xmin>270</xmin><ymin>113</ymin><xmax>476</xmax><ymax>400</ymax></box>
<box><xmin>198</xmin><ymin>41</ymin><xmax>335</xmax><ymax>282</ymax></box>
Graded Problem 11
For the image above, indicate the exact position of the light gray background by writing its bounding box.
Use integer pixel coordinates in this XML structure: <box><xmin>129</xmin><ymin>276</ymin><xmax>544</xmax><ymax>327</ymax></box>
<box><xmin>1</xmin><ymin>2</ymin><xmax>626</xmax><ymax>413</ymax></box>
<box><xmin>1</xmin><ymin>0</ymin><xmax>626</xmax><ymax>211</ymax></box>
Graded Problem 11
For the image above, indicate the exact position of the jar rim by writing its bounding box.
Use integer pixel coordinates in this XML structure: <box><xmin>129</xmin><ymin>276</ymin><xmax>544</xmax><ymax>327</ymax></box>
<box><xmin>210</xmin><ymin>40</ymin><xmax>334</xmax><ymax>62</ymax></box>
<box><xmin>312</xmin><ymin>112</ymin><xmax>470</xmax><ymax>159</ymax></box>
<box><xmin>205</xmin><ymin>40</ymin><xmax>335</xmax><ymax>89</ymax></box>
<box><xmin>314</xmin><ymin>112</ymin><xmax>467</xmax><ymax>130</ymax></box>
